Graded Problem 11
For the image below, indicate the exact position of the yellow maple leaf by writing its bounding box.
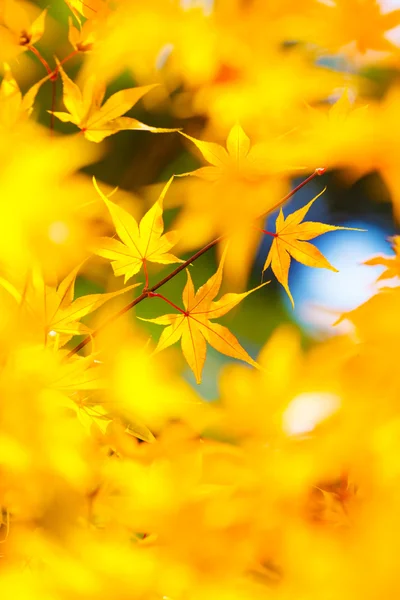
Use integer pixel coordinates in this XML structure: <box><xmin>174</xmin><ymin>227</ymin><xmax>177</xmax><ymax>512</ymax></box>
<box><xmin>364</xmin><ymin>236</ymin><xmax>400</xmax><ymax>282</ymax></box>
<box><xmin>65</xmin><ymin>0</ymin><xmax>107</xmax><ymax>23</ymax></box>
<box><xmin>51</xmin><ymin>352</ymin><xmax>105</xmax><ymax>393</ymax></box>
<box><xmin>360</xmin><ymin>86</ymin><xmax>400</xmax><ymax>219</ymax></box>
<box><xmin>79</xmin><ymin>0</ymin><xmax>181</xmax><ymax>84</ymax></box>
<box><xmin>49</xmin><ymin>351</ymin><xmax>156</xmax><ymax>442</ymax></box>
<box><xmin>311</xmin><ymin>0</ymin><xmax>400</xmax><ymax>54</ymax></box>
<box><xmin>180</xmin><ymin>122</ymin><xmax>296</xmax><ymax>183</ymax></box>
<box><xmin>262</xmin><ymin>190</ymin><xmax>364</xmax><ymax>307</ymax></box>
<box><xmin>0</xmin><ymin>124</ymin><xmax>102</xmax><ymax>273</ymax></box>
<box><xmin>336</xmin><ymin>287</ymin><xmax>400</xmax><ymax>341</ymax></box>
<box><xmin>47</xmin><ymin>352</ymin><xmax>107</xmax><ymax>431</ymax></box>
<box><xmin>0</xmin><ymin>1</ymin><xmax>47</xmax><ymax>60</ymax></box>
<box><xmin>68</xmin><ymin>16</ymin><xmax>97</xmax><ymax>52</ymax></box>
<box><xmin>297</xmin><ymin>90</ymin><xmax>373</xmax><ymax>173</ymax></box>
<box><xmin>51</xmin><ymin>65</ymin><xmax>177</xmax><ymax>142</ymax></box>
<box><xmin>141</xmin><ymin>249</ymin><xmax>267</xmax><ymax>384</ymax></box>
<box><xmin>6</xmin><ymin>264</ymin><xmax>140</xmax><ymax>346</ymax></box>
<box><xmin>0</xmin><ymin>63</ymin><xmax>49</xmax><ymax>129</ymax></box>
<box><xmin>93</xmin><ymin>176</ymin><xmax>183</xmax><ymax>283</ymax></box>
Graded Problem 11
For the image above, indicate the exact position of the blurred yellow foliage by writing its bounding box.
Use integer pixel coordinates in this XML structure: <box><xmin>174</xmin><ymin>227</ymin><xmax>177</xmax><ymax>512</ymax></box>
<box><xmin>0</xmin><ymin>1</ymin><xmax>399</xmax><ymax>600</ymax></box>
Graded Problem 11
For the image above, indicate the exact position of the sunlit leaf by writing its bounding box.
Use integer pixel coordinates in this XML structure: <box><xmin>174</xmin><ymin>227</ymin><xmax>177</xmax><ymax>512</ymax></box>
<box><xmin>262</xmin><ymin>189</ymin><xmax>364</xmax><ymax>307</ymax></box>
<box><xmin>51</xmin><ymin>66</ymin><xmax>179</xmax><ymax>142</ymax></box>
<box><xmin>141</xmin><ymin>248</ymin><xmax>267</xmax><ymax>383</ymax></box>
<box><xmin>94</xmin><ymin>176</ymin><xmax>183</xmax><ymax>283</ymax></box>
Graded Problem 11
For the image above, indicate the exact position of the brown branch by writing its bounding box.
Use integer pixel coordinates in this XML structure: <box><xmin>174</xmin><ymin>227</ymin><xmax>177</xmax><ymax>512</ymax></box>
<box><xmin>29</xmin><ymin>47</ymin><xmax>80</xmax><ymax>134</ymax></box>
<box><xmin>66</xmin><ymin>168</ymin><xmax>325</xmax><ymax>358</ymax></box>
<box><xmin>262</xmin><ymin>168</ymin><xmax>325</xmax><ymax>217</ymax></box>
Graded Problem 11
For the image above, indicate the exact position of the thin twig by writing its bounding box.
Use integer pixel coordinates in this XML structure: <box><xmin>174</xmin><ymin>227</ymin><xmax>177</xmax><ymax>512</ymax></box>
<box><xmin>148</xmin><ymin>292</ymin><xmax>188</xmax><ymax>315</ymax></box>
<box><xmin>142</xmin><ymin>258</ymin><xmax>149</xmax><ymax>291</ymax></box>
<box><xmin>29</xmin><ymin>47</ymin><xmax>80</xmax><ymax>133</ymax></box>
<box><xmin>260</xmin><ymin>168</ymin><xmax>326</xmax><ymax>218</ymax></box>
<box><xmin>28</xmin><ymin>45</ymin><xmax>52</xmax><ymax>75</ymax></box>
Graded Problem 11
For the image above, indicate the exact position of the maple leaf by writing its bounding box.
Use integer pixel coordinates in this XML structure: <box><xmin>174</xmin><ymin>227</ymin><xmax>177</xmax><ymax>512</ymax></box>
<box><xmin>298</xmin><ymin>90</ymin><xmax>400</xmax><ymax>222</ymax></box>
<box><xmin>141</xmin><ymin>249</ymin><xmax>267</xmax><ymax>384</ymax></box>
<box><xmin>0</xmin><ymin>1</ymin><xmax>47</xmax><ymax>60</ymax></box>
<box><xmin>364</xmin><ymin>236</ymin><xmax>400</xmax><ymax>281</ymax></box>
<box><xmin>51</xmin><ymin>352</ymin><xmax>105</xmax><ymax>394</ymax></box>
<box><xmin>68</xmin><ymin>16</ymin><xmax>97</xmax><ymax>52</ymax></box>
<box><xmin>53</xmin><ymin>352</ymin><xmax>156</xmax><ymax>442</ymax></box>
<box><xmin>51</xmin><ymin>65</ymin><xmax>178</xmax><ymax>142</ymax></box>
<box><xmin>297</xmin><ymin>91</ymin><xmax>373</xmax><ymax>173</ymax></box>
<box><xmin>180</xmin><ymin>122</ymin><xmax>297</xmax><ymax>183</ymax></box>
<box><xmin>0</xmin><ymin>63</ymin><xmax>49</xmax><ymax>129</ymax></box>
<box><xmin>336</xmin><ymin>287</ymin><xmax>400</xmax><ymax>341</ymax></box>
<box><xmin>8</xmin><ymin>264</ymin><xmax>140</xmax><ymax>346</ymax></box>
<box><xmin>312</xmin><ymin>0</ymin><xmax>400</xmax><ymax>54</ymax></box>
<box><xmin>93</xmin><ymin>176</ymin><xmax>183</xmax><ymax>283</ymax></box>
<box><xmin>65</xmin><ymin>0</ymin><xmax>107</xmax><ymax>23</ymax></box>
<box><xmin>262</xmin><ymin>190</ymin><xmax>364</xmax><ymax>307</ymax></box>
<box><xmin>358</xmin><ymin>86</ymin><xmax>400</xmax><ymax>220</ymax></box>
<box><xmin>11</xmin><ymin>346</ymin><xmax>155</xmax><ymax>444</ymax></box>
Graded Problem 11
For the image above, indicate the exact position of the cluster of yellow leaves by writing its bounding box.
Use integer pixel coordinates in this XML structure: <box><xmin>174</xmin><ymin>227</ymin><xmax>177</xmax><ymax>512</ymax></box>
<box><xmin>92</xmin><ymin>171</ymin><xmax>351</xmax><ymax>378</ymax></box>
<box><xmin>0</xmin><ymin>2</ymin><xmax>400</xmax><ymax>600</ymax></box>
